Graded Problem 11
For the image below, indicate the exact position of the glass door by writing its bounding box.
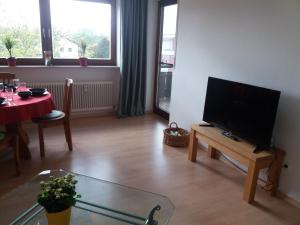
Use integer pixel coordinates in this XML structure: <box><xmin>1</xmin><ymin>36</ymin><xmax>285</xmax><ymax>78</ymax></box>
<box><xmin>154</xmin><ymin>0</ymin><xmax>178</xmax><ymax>119</ymax></box>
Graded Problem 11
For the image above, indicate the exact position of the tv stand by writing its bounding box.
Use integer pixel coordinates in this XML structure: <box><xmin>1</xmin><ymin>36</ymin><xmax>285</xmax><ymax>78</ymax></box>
<box><xmin>188</xmin><ymin>124</ymin><xmax>285</xmax><ymax>203</ymax></box>
<box><xmin>222</xmin><ymin>131</ymin><xmax>240</xmax><ymax>141</ymax></box>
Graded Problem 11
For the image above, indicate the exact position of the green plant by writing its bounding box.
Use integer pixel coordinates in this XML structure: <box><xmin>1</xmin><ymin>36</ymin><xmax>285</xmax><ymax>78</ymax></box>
<box><xmin>3</xmin><ymin>36</ymin><xmax>15</xmax><ymax>58</ymax></box>
<box><xmin>79</xmin><ymin>40</ymin><xmax>87</xmax><ymax>57</ymax></box>
<box><xmin>37</xmin><ymin>174</ymin><xmax>81</xmax><ymax>213</ymax></box>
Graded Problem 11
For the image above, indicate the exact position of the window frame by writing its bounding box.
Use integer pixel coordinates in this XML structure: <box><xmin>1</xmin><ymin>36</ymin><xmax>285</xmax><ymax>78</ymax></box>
<box><xmin>0</xmin><ymin>0</ymin><xmax>116</xmax><ymax>66</ymax></box>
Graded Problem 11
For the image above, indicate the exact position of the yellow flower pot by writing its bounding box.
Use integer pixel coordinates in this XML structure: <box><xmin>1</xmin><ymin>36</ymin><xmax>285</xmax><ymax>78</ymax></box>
<box><xmin>46</xmin><ymin>207</ymin><xmax>71</xmax><ymax>225</ymax></box>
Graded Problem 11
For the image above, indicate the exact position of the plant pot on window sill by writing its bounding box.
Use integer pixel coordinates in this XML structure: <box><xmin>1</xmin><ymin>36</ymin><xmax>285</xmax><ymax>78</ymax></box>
<box><xmin>7</xmin><ymin>57</ymin><xmax>16</xmax><ymax>67</ymax></box>
<box><xmin>46</xmin><ymin>207</ymin><xmax>71</xmax><ymax>225</ymax></box>
<box><xmin>78</xmin><ymin>57</ymin><xmax>88</xmax><ymax>67</ymax></box>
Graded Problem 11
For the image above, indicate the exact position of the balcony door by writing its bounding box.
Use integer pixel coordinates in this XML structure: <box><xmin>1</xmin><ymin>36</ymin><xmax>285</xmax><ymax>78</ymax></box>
<box><xmin>154</xmin><ymin>0</ymin><xmax>178</xmax><ymax>119</ymax></box>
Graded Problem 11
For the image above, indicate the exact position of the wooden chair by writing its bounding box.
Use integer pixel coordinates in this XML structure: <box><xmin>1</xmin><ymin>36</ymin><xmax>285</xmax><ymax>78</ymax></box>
<box><xmin>0</xmin><ymin>72</ymin><xmax>16</xmax><ymax>84</ymax></box>
<box><xmin>0</xmin><ymin>132</ymin><xmax>20</xmax><ymax>175</ymax></box>
<box><xmin>32</xmin><ymin>78</ymin><xmax>73</xmax><ymax>157</ymax></box>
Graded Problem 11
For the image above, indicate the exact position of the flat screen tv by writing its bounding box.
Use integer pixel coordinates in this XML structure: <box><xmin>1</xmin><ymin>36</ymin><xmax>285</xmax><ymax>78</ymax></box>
<box><xmin>203</xmin><ymin>77</ymin><xmax>281</xmax><ymax>149</ymax></box>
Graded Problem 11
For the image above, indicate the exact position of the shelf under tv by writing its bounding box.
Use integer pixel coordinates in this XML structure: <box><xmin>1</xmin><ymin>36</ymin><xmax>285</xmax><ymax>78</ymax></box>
<box><xmin>188</xmin><ymin>124</ymin><xmax>285</xmax><ymax>203</ymax></box>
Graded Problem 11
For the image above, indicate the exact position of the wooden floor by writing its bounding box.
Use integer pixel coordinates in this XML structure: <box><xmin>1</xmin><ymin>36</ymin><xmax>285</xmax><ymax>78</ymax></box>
<box><xmin>0</xmin><ymin>114</ymin><xmax>300</xmax><ymax>225</ymax></box>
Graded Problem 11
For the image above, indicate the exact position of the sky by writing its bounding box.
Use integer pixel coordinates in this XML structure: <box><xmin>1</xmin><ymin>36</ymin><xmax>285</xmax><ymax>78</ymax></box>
<box><xmin>163</xmin><ymin>4</ymin><xmax>178</xmax><ymax>36</ymax></box>
<box><xmin>0</xmin><ymin>0</ymin><xmax>176</xmax><ymax>38</ymax></box>
<box><xmin>0</xmin><ymin>0</ymin><xmax>111</xmax><ymax>37</ymax></box>
<box><xmin>0</xmin><ymin>0</ymin><xmax>41</xmax><ymax>28</ymax></box>
<box><xmin>51</xmin><ymin>0</ymin><xmax>111</xmax><ymax>37</ymax></box>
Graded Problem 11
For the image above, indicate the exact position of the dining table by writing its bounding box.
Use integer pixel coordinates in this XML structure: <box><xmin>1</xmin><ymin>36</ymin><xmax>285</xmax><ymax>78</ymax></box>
<box><xmin>0</xmin><ymin>91</ymin><xmax>55</xmax><ymax>159</ymax></box>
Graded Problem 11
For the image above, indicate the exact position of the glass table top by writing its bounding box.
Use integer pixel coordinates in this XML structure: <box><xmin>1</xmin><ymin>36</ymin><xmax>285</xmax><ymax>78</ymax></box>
<box><xmin>0</xmin><ymin>170</ymin><xmax>175</xmax><ymax>225</ymax></box>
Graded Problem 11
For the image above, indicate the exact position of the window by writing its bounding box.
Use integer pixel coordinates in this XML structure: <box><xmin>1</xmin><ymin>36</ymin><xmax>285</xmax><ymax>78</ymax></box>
<box><xmin>0</xmin><ymin>0</ymin><xmax>116</xmax><ymax>65</ymax></box>
<box><xmin>51</xmin><ymin>0</ymin><xmax>111</xmax><ymax>60</ymax></box>
<box><xmin>0</xmin><ymin>0</ymin><xmax>42</xmax><ymax>59</ymax></box>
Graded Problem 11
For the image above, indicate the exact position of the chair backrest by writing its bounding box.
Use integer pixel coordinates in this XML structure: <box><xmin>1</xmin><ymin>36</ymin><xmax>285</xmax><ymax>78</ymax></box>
<box><xmin>0</xmin><ymin>72</ymin><xmax>15</xmax><ymax>84</ymax></box>
<box><xmin>63</xmin><ymin>78</ymin><xmax>73</xmax><ymax>119</ymax></box>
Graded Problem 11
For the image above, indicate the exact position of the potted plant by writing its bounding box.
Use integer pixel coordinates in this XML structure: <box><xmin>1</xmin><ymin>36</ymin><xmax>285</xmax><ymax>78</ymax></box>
<box><xmin>37</xmin><ymin>174</ymin><xmax>81</xmax><ymax>225</ymax></box>
<box><xmin>78</xmin><ymin>40</ymin><xmax>88</xmax><ymax>66</ymax></box>
<box><xmin>3</xmin><ymin>36</ymin><xmax>16</xmax><ymax>67</ymax></box>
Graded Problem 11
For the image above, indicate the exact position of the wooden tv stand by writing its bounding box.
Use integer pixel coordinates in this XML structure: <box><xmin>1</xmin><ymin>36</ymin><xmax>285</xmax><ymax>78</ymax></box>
<box><xmin>188</xmin><ymin>124</ymin><xmax>284</xmax><ymax>203</ymax></box>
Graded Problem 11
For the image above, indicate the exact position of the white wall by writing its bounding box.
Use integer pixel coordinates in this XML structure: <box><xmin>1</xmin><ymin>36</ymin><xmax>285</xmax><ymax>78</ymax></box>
<box><xmin>170</xmin><ymin>0</ymin><xmax>300</xmax><ymax>201</ymax></box>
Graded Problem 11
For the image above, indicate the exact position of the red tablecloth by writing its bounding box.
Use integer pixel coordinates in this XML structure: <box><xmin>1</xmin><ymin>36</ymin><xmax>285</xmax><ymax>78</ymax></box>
<box><xmin>0</xmin><ymin>94</ymin><xmax>55</xmax><ymax>124</ymax></box>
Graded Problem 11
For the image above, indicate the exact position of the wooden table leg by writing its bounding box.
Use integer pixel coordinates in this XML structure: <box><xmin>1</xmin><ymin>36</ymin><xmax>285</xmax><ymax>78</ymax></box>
<box><xmin>208</xmin><ymin>145</ymin><xmax>217</xmax><ymax>159</ymax></box>
<box><xmin>18</xmin><ymin>125</ymin><xmax>29</xmax><ymax>145</ymax></box>
<box><xmin>243</xmin><ymin>160</ymin><xmax>260</xmax><ymax>203</ymax></box>
<box><xmin>6</xmin><ymin>123</ymin><xmax>31</xmax><ymax>160</ymax></box>
<box><xmin>267</xmin><ymin>149</ymin><xmax>286</xmax><ymax>196</ymax></box>
<box><xmin>188</xmin><ymin>129</ymin><xmax>198</xmax><ymax>162</ymax></box>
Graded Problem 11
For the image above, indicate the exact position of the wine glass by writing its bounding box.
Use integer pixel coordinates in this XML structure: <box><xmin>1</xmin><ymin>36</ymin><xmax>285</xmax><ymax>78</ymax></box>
<box><xmin>12</xmin><ymin>79</ymin><xmax>20</xmax><ymax>94</ymax></box>
<box><xmin>6</xmin><ymin>86</ymin><xmax>14</xmax><ymax>103</ymax></box>
<box><xmin>19</xmin><ymin>82</ymin><xmax>27</xmax><ymax>91</ymax></box>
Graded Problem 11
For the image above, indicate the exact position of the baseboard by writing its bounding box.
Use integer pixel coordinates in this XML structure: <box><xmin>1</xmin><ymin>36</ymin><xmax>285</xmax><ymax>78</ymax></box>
<box><xmin>276</xmin><ymin>191</ymin><xmax>300</xmax><ymax>209</ymax></box>
<box><xmin>70</xmin><ymin>109</ymin><xmax>116</xmax><ymax>119</ymax></box>
<box><xmin>145</xmin><ymin>110</ymin><xmax>153</xmax><ymax>114</ymax></box>
<box><xmin>72</xmin><ymin>109</ymin><xmax>154</xmax><ymax>118</ymax></box>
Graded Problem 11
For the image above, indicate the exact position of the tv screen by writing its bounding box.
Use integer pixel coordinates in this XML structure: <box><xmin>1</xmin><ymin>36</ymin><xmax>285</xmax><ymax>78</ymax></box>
<box><xmin>203</xmin><ymin>77</ymin><xmax>280</xmax><ymax>149</ymax></box>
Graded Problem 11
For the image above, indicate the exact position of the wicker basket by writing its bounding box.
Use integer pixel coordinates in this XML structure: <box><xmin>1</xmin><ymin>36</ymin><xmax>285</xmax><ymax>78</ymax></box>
<box><xmin>163</xmin><ymin>122</ymin><xmax>189</xmax><ymax>147</ymax></box>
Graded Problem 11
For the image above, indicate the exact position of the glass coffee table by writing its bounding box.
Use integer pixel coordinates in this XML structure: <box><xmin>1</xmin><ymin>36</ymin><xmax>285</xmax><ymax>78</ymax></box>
<box><xmin>0</xmin><ymin>170</ymin><xmax>175</xmax><ymax>225</ymax></box>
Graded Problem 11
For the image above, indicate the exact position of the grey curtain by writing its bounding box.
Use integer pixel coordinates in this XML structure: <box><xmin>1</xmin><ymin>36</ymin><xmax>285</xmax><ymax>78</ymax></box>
<box><xmin>118</xmin><ymin>0</ymin><xmax>148</xmax><ymax>117</ymax></box>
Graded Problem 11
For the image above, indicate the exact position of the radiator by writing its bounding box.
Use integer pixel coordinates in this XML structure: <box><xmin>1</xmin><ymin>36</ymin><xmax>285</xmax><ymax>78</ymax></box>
<box><xmin>27</xmin><ymin>81</ymin><xmax>114</xmax><ymax>113</ymax></box>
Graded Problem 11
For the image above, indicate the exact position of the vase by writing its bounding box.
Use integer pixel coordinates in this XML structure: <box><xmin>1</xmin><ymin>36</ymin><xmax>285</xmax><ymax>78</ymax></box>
<box><xmin>7</xmin><ymin>57</ymin><xmax>16</xmax><ymax>67</ymax></box>
<box><xmin>78</xmin><ymin>57</ymin><xmax>88</xmax><ymax>67</ymax></box>
<box><xmin>46</xmin><ymin>207</ymin><xmax>71</xmax><ymax>225</ymax></box>
<box><xmin>44</xmin><ymin>51</ymin><xmax>53</xmax><ymax>66</ymax></box>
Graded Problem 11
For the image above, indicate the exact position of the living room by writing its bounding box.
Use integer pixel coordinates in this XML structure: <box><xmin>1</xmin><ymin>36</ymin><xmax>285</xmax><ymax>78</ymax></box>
<box><xmin>0</xmin><ymin>0</ymin><xmax>300</xmax><ymax>224</ymax></box>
